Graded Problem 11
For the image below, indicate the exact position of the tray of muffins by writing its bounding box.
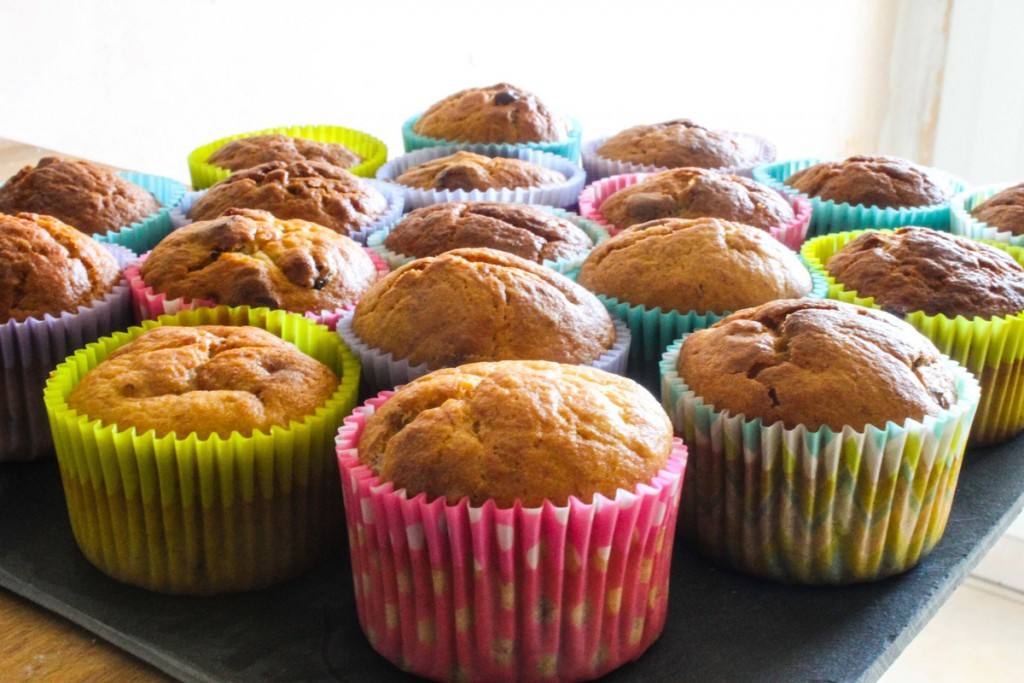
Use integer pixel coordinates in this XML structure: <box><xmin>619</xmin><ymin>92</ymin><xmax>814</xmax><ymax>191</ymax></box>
<box><xmin>1</xmin><ymin>82</ymin><xmax>1024</xmax><ymax>682</ymax></box>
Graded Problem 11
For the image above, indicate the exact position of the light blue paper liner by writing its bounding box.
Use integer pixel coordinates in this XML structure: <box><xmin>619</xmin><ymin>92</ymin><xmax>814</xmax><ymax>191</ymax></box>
<box><xmin>91</xmin><ymin>172</ymin><xmax>187</xmax><ymax>254</ymax></box>
<box><xmin>402</xmin><ymin>113</ymin><xmax>583</xmax><ymax>162</ymax></box>
<box><xmin>950</xmin><ymin>183</ymin><xmax>1024</xmax><ymax>246</ymax></box>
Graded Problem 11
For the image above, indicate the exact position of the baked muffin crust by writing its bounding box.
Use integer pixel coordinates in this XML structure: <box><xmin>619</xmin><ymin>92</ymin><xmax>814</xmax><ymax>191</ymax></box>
<box><xmin>970</xmin><ymin>183</ymin><xmax>1024</xmax><ymax>235</ymax></box>
<box><xmin>413</xmin><ymin>83</ymin><xmax>567</xmax><ymax>144</ymax></box>
<box><xmin>785</xmin><ymin>155</ymin><xmax>949</xmax><ymax>208</ymax></box>
<box><xmin>597</xmin><ymin>119</ymin><xmax>754</xmax><ymax>169</ymax></box>
<box><xmin>395</xmin><ymin>151</ymin><xmax>565</xmax><ymax>192</ymax></box>
<box><xmin>207</xmin><ymin>134</ymin><xmax>361</xmax><ymax>172</ymax></box>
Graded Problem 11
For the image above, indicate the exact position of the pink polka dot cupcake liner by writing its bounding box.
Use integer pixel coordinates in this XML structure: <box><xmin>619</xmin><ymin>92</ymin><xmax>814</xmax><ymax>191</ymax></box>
<box><xmin>336</xmin><ymin>393</ymin><xmax>688</xmax><ymax>682</ymax></box>
<box><xmin>125</xmin><ymin>249</ymin><xmax>390</xmax><ymax>332</ymax></box>
<box><xmin>577</xmin><ymin>172</ymin><xmax>812</xmax><ymax>250</ymax></box>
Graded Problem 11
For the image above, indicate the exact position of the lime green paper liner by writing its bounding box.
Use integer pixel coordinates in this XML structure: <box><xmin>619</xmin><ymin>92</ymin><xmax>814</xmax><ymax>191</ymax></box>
<box><xmin>802</xmin><ymin>230</ymin><xmax>1024</xmax><ymax>446</ymax></box>
<box><xmin>44</xmin><ymin>306</ymin><xmax>361</xmax><ymax>595</ymax></box>
<box><xmin>188</xmin><ymin>125</ymin><xmax>388</xmax><ymax>190</ymax></box>
<box><xmin>661</xmin><ymin>340</ymin><xmax>980</xmax><ymax>584</ymax></box>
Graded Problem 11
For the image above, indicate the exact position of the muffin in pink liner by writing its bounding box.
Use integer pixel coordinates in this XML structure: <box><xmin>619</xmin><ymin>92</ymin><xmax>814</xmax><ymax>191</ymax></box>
<box><xmin>578</xmin><ymin>171</ymin><xmax>811</xmax><ymax>250</ymax></box>
<box><xmin>336</xmin><ymin>362</ymin><xmax>687</xmax><ymax>682</ymax></box>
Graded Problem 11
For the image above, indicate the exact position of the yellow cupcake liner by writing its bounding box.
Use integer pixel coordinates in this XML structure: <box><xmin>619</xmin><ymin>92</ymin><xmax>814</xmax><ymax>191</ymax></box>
<box><xmin>43</xmin><ymin>306</ymin><xmax>360</xmax><ymax>595</ymax></box>
<box><xmin>802</xmin><ymin>230</ymin><xmax>1024</xmax><ymax>446</ymax></box>
<box><xmin>188</xmin><ymin>125</ymin><xmax>388</xmax><ymax>189</ymax></box>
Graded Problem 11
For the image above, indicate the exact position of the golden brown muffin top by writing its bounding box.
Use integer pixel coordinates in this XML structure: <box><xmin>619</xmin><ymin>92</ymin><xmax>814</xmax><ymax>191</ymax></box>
<box><xmin>577</xmin><ymin>217</ymin><xmax>812</xmax><ymax>314</ymax></box>
<box><xmin>67</xmin><ymin>325</ymin><xmax>339</xmax><ymax>439</ymax></box>
<box><xmin>383</xmin><ymin>202</ymin><xmax>592</xmax><ymax>263</ymax></box>
<box><xmin>0</xmin><ymin>157</ymin><xmax>160</xmax><ymax>236</ymax></box>
<box><xmin>970</xmin><ymin>183</ymin><xmax>1024</xmax><ymax>235</ymax></box>
<box><xmin>597</xmin><ymin>119</ymin><xmax>754</xmax><ymax>169</ymax></box>
<box><xmin>352</xmin><ymin>247</ymin><xmax>614</xmax><ymax>369</ymax></box>
<box><xmin>358</xmin><ymin>360</ymin><xmax>672</xmax><ymax>507</ymax></box>
<box><xmin>395</xmin><ymin>151</ymin><xmax>566</xmax><ymax>192</ymax></box>
<box><xmin>189</xmin><ymin>161</ymin><xmax>387</xmax><ymax>237</ymax></box>
<box><xmin>679</xmin><ymin>299</ymin><xmax>957</xmax><ymax>432</ymax></box>
<box><xmin>0</xmin><ymin>212</ymin><xmax>121</xmax><ymax>323</ymax></box>
<box><xmin>207</xmin><ymin>134</ymin><xmax>362</xmax><ymax>172</ymax></box>
<box><xmin>412</xmin><ymin>83</ymin><xmax>567</xmax><ymax>144</ymax></box>
<box><xmin>785</xmin><ymin>155</ymin><xmax>949</xmax><ymax>208</ymax></box>
<box><xmin>826</xmin><ymin>227</ymin><xmax>1024</xmax><ymax>319</ymax></box>
<box><xmin>598</xmin><ymin>167</ymin><xmax>794</xmax><ymax>230</ymax></box>
<box><xmin>141</xmin><ymin>209</ymin><xmax>377</xmax><ymax>313</ymax></box>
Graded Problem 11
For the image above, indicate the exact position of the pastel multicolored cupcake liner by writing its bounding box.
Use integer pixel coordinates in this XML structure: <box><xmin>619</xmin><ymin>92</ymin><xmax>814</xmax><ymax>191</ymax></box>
<box><xmin>802</xmin><ymin>230</ymin><xmax>1024</xmax><ymax>446</ymax></box>
<box><xmin>125</xmin><ymin>249</ymin><xmax>390</xmax><ymax>331</ymax></box>
<box><xmin>187</xmin><ymin>124</ymin><xmax>388</xmax><ymax>190</ymax></box>
<box><xmin>43</xmin><ymin>306</ymin><xmax>360</xmax><ymax>595</ymax></box>
<box><xmin>660</xmin><ymin>339</ymin><xmax>979</xmax><ymax>584</ymax></box>
<box><xmin>375</xmin><ymin>145</ymin><xmax>587</xmax><ymax>212</ymax></box>
<box><xmin>90</xmin><ymin>172</ymin><xmax>187</xmax><ymax>255</ymax></box>
<box><xmin>337</xmin><ymin>393</ymin><xmax>686</xmax><ymax>681</ymax></box>
<box><xmin>576</xmin><ymin>172</ymin><xmax>812</xmax><ymax>250</ymax></box>
<box><xmin>402</xmin><ymin>113</ymin><xmax>583</xmax><ymax>163</ymax></box>
<box><xmin>365</xmin><ymin>206</ymin><xmax>611</xmax><ymax>274</ymax></box>
<box><xmin>752</xmin><ymin>158</ymin><xmax>968</xmax><ymax>238</ymax></box>
<box><xmin>336</xmin><ymin>312</ymin><xmax>631</xmax><ymax>396</ymax></box>
<box><xmin>950</xmin><ymin>183</ymin><xmax>1023</xmax><ymax>246</ymax></box>
<box><xmin>168</xmin><ymin>179</ymin><xmax>405</xmax><ymax>246</ymax></box>
<box><xmin>1</xmin><ymin>243</ymin><xmax>135</xmax><ymax>462</ymax></box>
<box><xmin>581</xmin><ymin>132</ymin><xmax>776</xmax><ymax>182</ymax></box>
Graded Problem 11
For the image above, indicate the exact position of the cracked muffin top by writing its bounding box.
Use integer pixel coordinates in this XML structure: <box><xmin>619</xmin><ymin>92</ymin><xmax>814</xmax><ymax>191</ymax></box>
<box><xmin>785</xmin><ymin>155</ymin><xmax>949</xmax><ymax>208</ymax></box>
<box><xmin>395</xmin><ymin>151</ymin><xmax>565</xmax><ymax>192</ymax></box>
<box><xmin>358</xmin><ymin>360</ymin><xmax>671</xmax><ymax>507</ymax></box>
<box><xmin>0</xmin><ymin>157</ymin><xmax>160</xmax><ymax>236</ymax></box>
<box><xmin>970</xmin><ymin>183</ymin><xmax>1024</xmax><ymax>235</ymax></box>
<box><xmin>207</xmin><ymin>134</ymin><xmax>361</xmax><ymax>172</ymax></box>
<box><xmin>141</xmin><ymin>209</ymin><xmax>377</xmax><ymax>313</ymax></box>
<box><xmin>678</xmin><ymin>298</ymin><xmax>958</xmax><ymax>431</ymax></box>
<box><xmin>597</xmin><ymin>119</ymin><xmax>757</xmax><ymax>169</ymax></box>
<box><xmin>352</xmin><ymin>247</ymin><xmax>614</xmax><ymax>369</ymax></box>
<box><xmin>67</xmin><ymin>325</ymin><xmax>339</xmax><ymax>439</ymax></box>
<box><xmin>826</xmin><ymin>227</ymin><xmax>1024</xmax><ymax>319</ymax></box>
<box><xmin>412</xmin><ymin>83</ymin><xmax>568</xmax><ymax>144</ymax></box>
<box><xmin>1</xmin><ymin>212</ymin><xmax>121</xmax><ymax>323</ymax></box>
<box><xmin>598</xmin><ymin>167</ymin><xmax>794</xmax><ymax>230</ymax></box>
<box><xmin>189</xmin><ymin>161</ymin><xmax>387</xmax><ymax>237</ymax></box>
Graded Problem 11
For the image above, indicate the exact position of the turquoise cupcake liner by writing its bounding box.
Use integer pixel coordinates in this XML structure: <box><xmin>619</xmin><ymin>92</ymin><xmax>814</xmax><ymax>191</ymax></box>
<box><xmin>752</xmin><ymin>158</ymin><xmax>967</xmax><ymax>238</ymax></box>
<box><xmin>92</xmin><ymin>172</ymin><xmax>188</xmax><ymax>254</ymax></box>
<box><xmin>365</xmin><ymin>206</ymin><xmax>610</xmax><ymax>274</ymax></box>
<box><xmin>950</xmin><ymin>183</ymin><xmax>1023</xmax><ymax>246</ymax></box>
<box><xmin>660</xmin><ymin>338</ymin><xmax>980</xmax><ymax>584</ymax></box>
<box><xmin>402</xmin><ymin>113</ymin><xmax>583</xmax><ymax>163</ymax></box>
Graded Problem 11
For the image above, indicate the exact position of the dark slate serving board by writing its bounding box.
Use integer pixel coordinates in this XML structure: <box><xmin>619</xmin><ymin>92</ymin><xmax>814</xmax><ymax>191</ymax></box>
<box><xmin>1</xmin><ymin>442</ymin><xmax>1022</xmax><ymax>683</ymax></box>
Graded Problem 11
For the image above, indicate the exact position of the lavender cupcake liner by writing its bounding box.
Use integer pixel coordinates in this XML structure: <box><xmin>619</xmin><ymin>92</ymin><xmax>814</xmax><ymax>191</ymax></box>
<box><xmin>950</xmin><ymin>184</ymin><xmax>1023</xmax><ymax>246</ymax></box>
<box><xmin>402</xmin><ymin>113</ymin><xmax>583</xmax><ymax>162</ymax></box>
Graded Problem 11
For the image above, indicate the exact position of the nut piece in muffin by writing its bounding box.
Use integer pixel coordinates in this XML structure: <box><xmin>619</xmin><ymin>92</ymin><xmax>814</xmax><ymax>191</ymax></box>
<box><xmin>140</xmin><ymin>208</ymin><xmax>377</xmax><ymax>313</ymax></box>
<box><xmin>352</xmin><ymin>247</ymin><xmax>614</xmax><ymax>368</ymax></box>
<box><xmin>597</xmin><ymin>119</ymin><xmax>757</xmax><ymax>170</ymax></box>
<box><xmin>785</xmin><ymin>155</ymin><xmax>950</xmax><ymax>208</ymax></box>
<box><xmin>384</xmin><ymin>202</ymin><xmax>592</xmax><ymax>263</ymax></box>
<box><xmin>599</xmin><ymin>167</ymin><xmax>794</xmax><ymax>230</ymax></box>
<box><xmin>358</xmin><ymin>360</ymin><xmax>671</xmax><ymax>507</ymax></box>
<box><xmin>395</xmin><ymin>151</ymin><xmax>565</xmax><ymax>192</ymax></box>
<box><xmin>67</xmin><ymin>325</ymin><xmax>339</xmax><ymax>439</ymax></box>
<box><xmin>577</xmin><ymin>217</ymin><xmax>812</xmax><ymax>314</ymax></box>
<box><xmin>1</xmin><ymin>212</ymin><xmax>121</xmax><ymax>323</ymax></box>
<box><xmin>413</xmin><ymin>83</ymin><xmax>567</xmax><ymax>144</ymax></box>
<box><xmin>0</xmin><ymin>157</ymin><xmax>160</xmax><ymax>236</ymax></box>
<box><xmin>207</xmin><ymin>134</ymin><xmax>362</xmax><ymax>172</ymax></box>
<box><xmin>189</xmin><ymin>161</ymin><xmax>387</xmax><ymax>237</ymax></box>
<box><xmin>826</xmin><ymin>227</ymin><xmax>1024</xmax><ymax>319</ymax></box>
<box><xmin>970</xmin><ymin>183</ymin><xmax>1024</xmax><ymax>235</ymax></box>
<box><xmin>679</xmin><ymin>298</ymin><xmax>958</xmax><ymax>432</ymax></box>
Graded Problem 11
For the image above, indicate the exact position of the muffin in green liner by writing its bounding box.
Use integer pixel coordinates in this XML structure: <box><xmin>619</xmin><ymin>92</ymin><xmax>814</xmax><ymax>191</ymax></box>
<box><xmin>44</xmin><ymin>306</ymin><xmax>360</xmax><ymax>595</ymax></box>
<box><xmin>802</xmin><ymin>229</ymin><xmax>1024</xmax><ymax>446</ymax></box>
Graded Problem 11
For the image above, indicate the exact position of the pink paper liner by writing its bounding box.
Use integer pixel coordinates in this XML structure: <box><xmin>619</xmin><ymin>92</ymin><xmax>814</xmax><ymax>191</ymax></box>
<box><xmin>577</xmin><ymin>173</ymin><xmax>812</xmax><ymax>250</ymax></box>
<box><xmin>336</xmin><ymin>393</ymin><xmax>687</xmax><ymax>682</ymax></box>
<box><xmin>126</xmin><ymin>249</ymin><xmax>390</xmax><ymax>332</ymax></box>
<box><xmin>1</xmin><ymin>243</ymin><xmax>135</xmax><ymax>461</ymax></box>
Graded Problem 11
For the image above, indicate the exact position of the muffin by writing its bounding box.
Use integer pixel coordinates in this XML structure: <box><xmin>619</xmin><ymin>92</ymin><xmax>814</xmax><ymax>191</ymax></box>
<box><xmin>661</xmin><ymin>298</ymin><xmax>978</xmax><ymax>584</ymax></box>
<box><xmin>189</xmin><ymin>161</ymin><xmax>389</xmax><ymax>238</ymax></box>
<box><xmin>394</xmin><ymin>151</ymin><xmax>566</xmax><ymax>192</ymax></box>
<box><xmin>597</xmin><ymin>168</ymin><xmax>795</xmax><ymax>231</ymax></box>
<box><xmin>969</xmin><ymin>183</ymin><xmax>1024</xmax><ymax>235</ymax></box>
<box><xmin>206</xmin><ymin>134</ymin><xmax>362</xmax><ymax>172</ymax></box>
<box><xmin>598</xmin><ymin>120</ymin><xmax>760</xmax><ymax>170</ymax></box>
<box><xmin>412</xmin><ymin>83</ymin><xmax>568</xmax><ymax>144</ymax></box>
<box><xmin>137</xmin><ymin>208</ymin><xmax>378</xmax><ymax>315</ymax></box>
<box><xmin>338</xmin><ymin>360</ymin><xmax>687</xmax><ymax>681</ymax></box>
<box><xmin>0</xmin><ymin>157</ymin><xmax>161</xmax><ymax>236</ymax></box>
<box><xmin>785</xmin><ymin>155</ymin><xmax>950</xmax><ymax>209</ymax></box>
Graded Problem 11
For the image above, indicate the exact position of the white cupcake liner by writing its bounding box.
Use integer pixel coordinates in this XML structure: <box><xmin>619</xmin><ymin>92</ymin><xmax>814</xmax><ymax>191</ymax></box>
<box><xmin>374</xmin><ymin>144</ymin><xmax>587</xmax><ymax>211</ymax></box>
<box><xmin>950</xmin><ymin>183</ymin><xmax>1023</xmax><ymax>246</ymax></box>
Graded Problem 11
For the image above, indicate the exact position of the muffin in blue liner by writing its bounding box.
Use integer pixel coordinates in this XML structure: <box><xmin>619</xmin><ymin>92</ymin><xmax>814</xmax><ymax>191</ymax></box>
<box><xmin>950</xmin><ymin>183</ymin><xmax>1024</xmax><ymax>246</ymax></box>
<box><xmin>402</xmin><ymin>113</ymin><xmax>583</xmax><ymax>163</ymax></box>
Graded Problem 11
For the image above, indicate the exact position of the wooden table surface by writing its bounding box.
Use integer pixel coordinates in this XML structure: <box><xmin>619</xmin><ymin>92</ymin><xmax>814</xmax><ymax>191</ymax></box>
<box><xmin>0</xmin><ymin>137</ymin><xmax>169</xmax><ymax>681</ymax></box>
